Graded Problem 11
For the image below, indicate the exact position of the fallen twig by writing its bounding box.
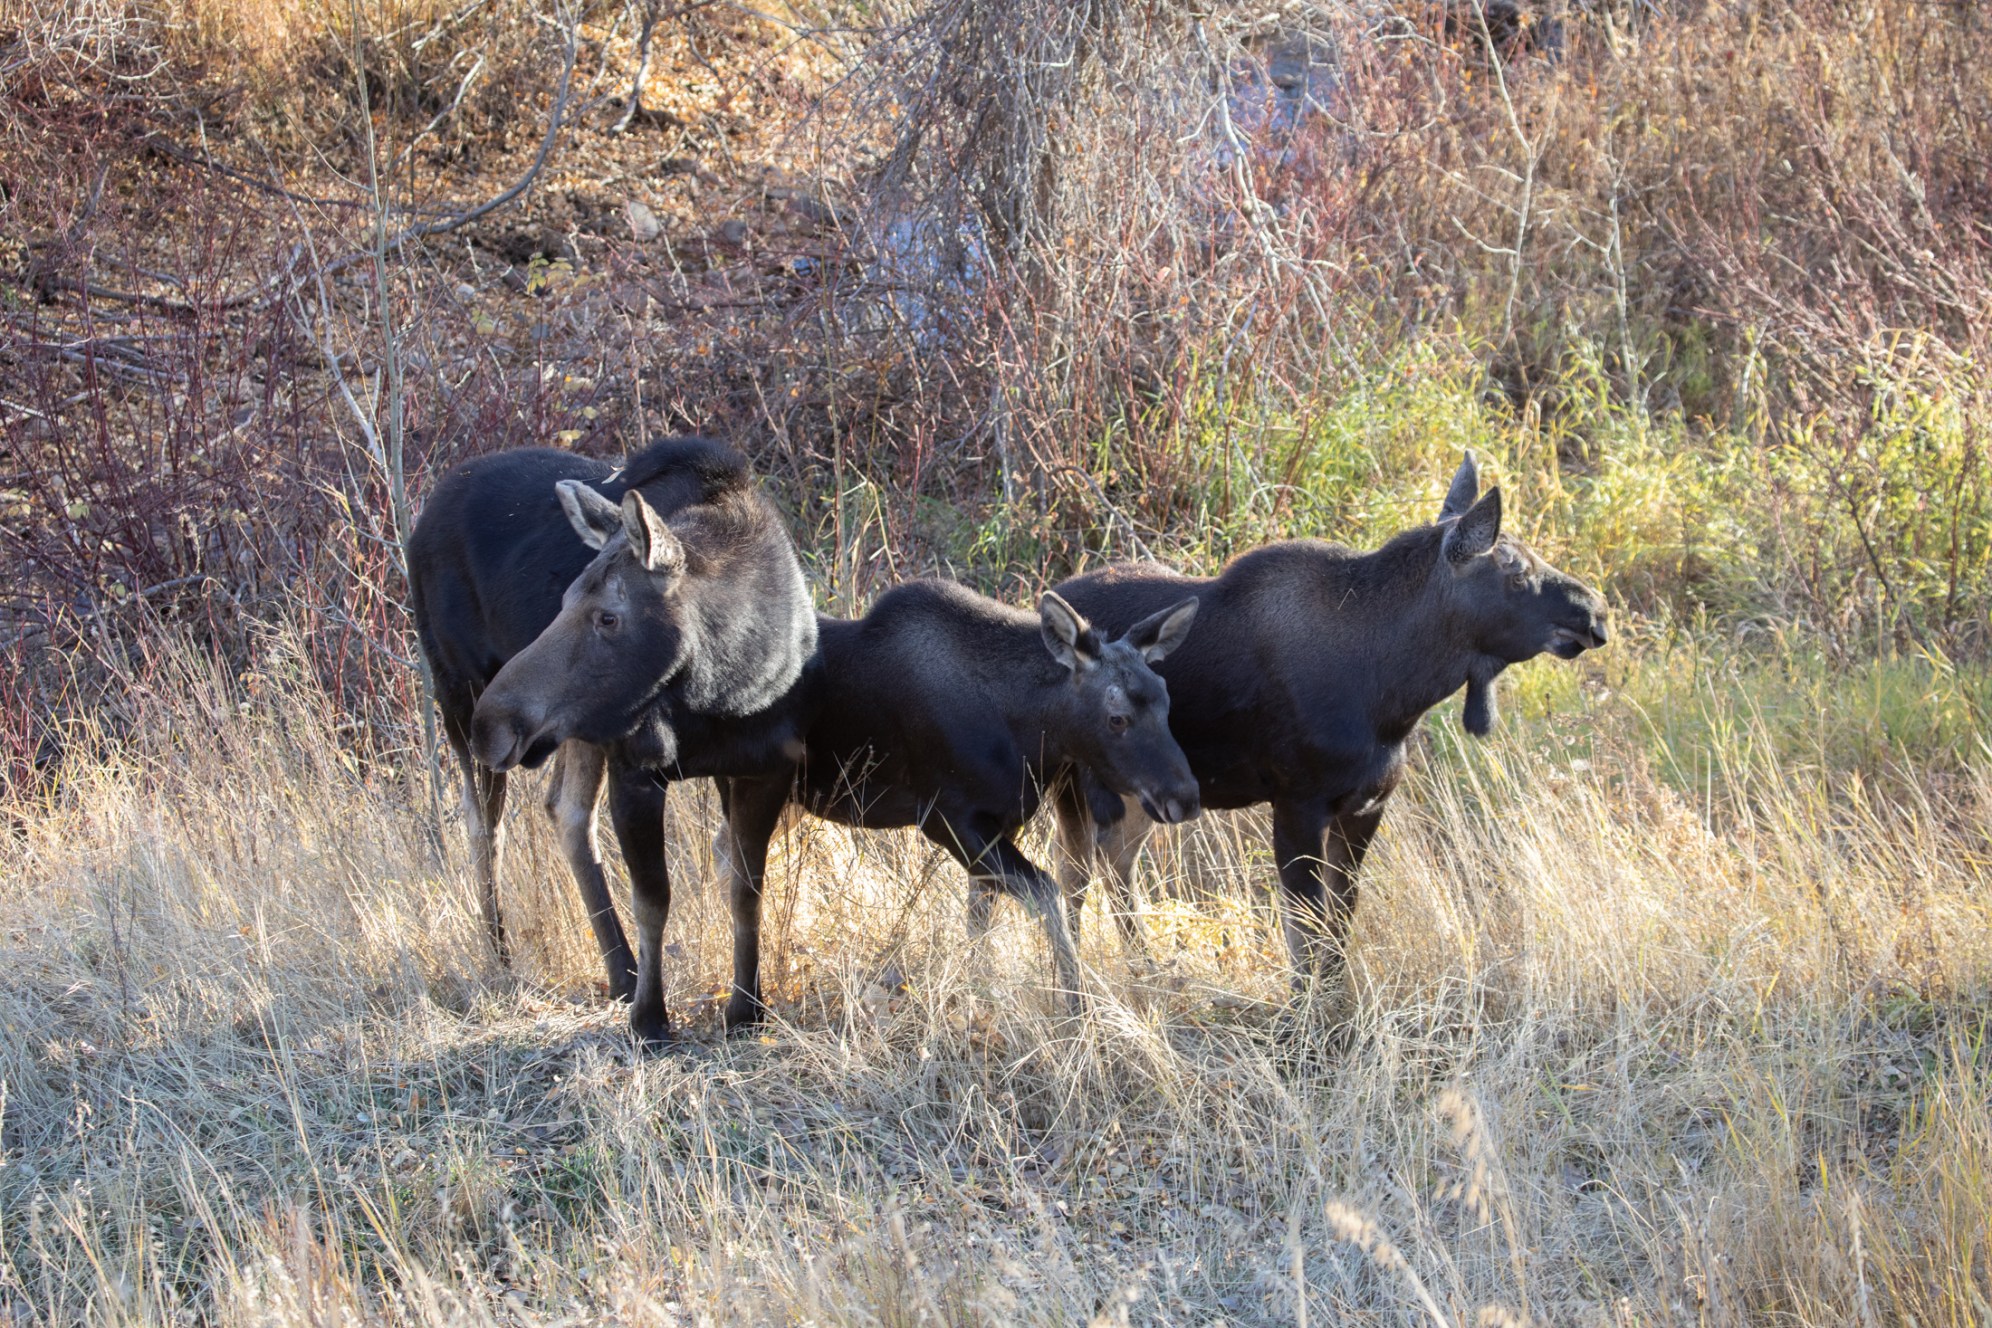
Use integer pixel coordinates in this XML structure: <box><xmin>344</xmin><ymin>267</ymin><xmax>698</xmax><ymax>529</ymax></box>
<box><xmin>613</xmin><ymin>0</ymin><xmax>719</xmax><ymax>134</ymax></box>
<box><xmin>50</xmin><ymin>26</ymin><xmax>578</xmax><ymax>318</ymax></box>
<box><xmin>138</xmin><ymin>135</ymin><xmax>371</xmax><ymax>212</ymax></box>
<box><xmin>0</xmin><ymin>575</ymin><xmax>240</xmax><ymax>654</ymax></box>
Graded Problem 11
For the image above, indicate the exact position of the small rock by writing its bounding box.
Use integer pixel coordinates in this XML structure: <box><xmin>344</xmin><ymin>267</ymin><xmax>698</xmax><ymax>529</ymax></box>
<box><xmin>782</xmin><ymin>192</ymin><xmax>838</xmax><ymax>228</ymax></box>
<box><xmin>491</xmin><ymin>228</ymin><xmax>573</xmax><ymax>265</ymax></box>
<box><xmin>658</xmin><ymin>156</ymin><xmax>714</xmax><ymax>183</ymax></box>
<box><xmin>624</xmin><ymin>200</ymin><xmax>661</xmax><ymax>243</ymax></box>
<box><xmin>717</xmin><ymin>218</ymin><xmax>749</xmax><ymax>246</ymax></box>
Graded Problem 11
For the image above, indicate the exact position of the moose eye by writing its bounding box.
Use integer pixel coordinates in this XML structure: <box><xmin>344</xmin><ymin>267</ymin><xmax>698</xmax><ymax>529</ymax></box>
<box><xmin>1108</xmin><ymin>713</ymin><xmax>1130</xmax><ymax>733</ymax></box>
<box><xmin>595</xmin><ymin>610</ymin><xmax>620</xmax><ymax>631</ymax></box>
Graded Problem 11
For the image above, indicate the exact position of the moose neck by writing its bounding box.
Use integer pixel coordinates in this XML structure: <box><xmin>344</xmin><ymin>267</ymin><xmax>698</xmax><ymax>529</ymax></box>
<box><xmin>674</xmin><ymin>514</ymin><xmax>815</xmax><ymax>721</ymax></box>
<box><xmin>1333</xmin><ymin>529</ymin><xmax>1496</xmax><ymax>744</ymax></box>
<box><xmin>1366</xmin><ymin>627</ymin><xmax>1490</xmax><ymax>745</ymax></box>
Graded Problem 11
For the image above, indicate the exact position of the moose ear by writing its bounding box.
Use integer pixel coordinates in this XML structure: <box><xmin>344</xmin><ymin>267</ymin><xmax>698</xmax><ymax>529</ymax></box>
<box><xmin>1039</xmin><ymin>591</ymin><xmax>1102</xmax><ymax>675</ymax></box>
<box><xmin>557</xmin><ymin>480</ymin><xmax>623</xmax><ymax>550</ymax></box>
<box><xmin>621</xmin><ymin>491</ymin><xmax>685</xmax><ymax>575</ymax></box>
<box><xmin>1442</xmin><ymin>486</ymin><xmax>1502</xmax><ymax>565</ymax></box>
<box><xmin>1438</xmin><ymin>451</ymin><xmax>1480</xmax><ymax>521</ymax></box>
<box><xmin>1122</xmin><ymin>596</ymin><xmax>1198</xmax><ymax>664</ymax></box>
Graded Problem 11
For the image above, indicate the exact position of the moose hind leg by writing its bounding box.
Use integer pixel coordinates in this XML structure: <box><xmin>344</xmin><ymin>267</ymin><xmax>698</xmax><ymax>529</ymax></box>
<box><xmin>445</xmin><ymin>725</ymin><xmax>511</xmax><ymax>966</ymax></box>
<box><xmin>608</xmin><ymin>767</ymin><xmax>674</xmax><ymax>1047</ymax></box>
<box><xmin>544</xmin><ymin>742</ymin><xmax>636</xmax><ymax>1002</ymax></box>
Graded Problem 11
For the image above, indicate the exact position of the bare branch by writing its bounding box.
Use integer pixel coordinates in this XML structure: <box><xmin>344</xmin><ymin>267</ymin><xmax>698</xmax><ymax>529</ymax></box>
<box><xmin>48</xmin><ymin>23</ymin><xmax>579</xmax><ymax>318</ymax></box>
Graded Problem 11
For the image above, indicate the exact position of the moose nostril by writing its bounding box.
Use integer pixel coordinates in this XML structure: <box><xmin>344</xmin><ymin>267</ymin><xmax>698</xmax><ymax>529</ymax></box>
<box><xmin>472</xmin><ymin>714</ymin><xmax>524</xmax><ymax>769</ymax></box>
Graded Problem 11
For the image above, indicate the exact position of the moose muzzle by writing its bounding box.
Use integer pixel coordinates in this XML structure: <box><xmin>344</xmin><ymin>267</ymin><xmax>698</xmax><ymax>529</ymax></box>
<box><xmin>470</xmin><ymin>697</ymin><xmax>560</xmax><ymax>772</ymax></box>
<box><xmin>1138</xmin><ymin>776</ymin><xmax>1202</xmax><ymax>827</ymax></box>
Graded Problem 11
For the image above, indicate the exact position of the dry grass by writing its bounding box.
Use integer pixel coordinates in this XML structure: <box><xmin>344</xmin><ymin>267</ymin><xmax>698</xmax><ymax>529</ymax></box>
<box><xmin>3</xmin><ymin>628</ymin><xmax>1988</xmax><ymax>1326</ymax></box>
<box><xmin>6</xmin><ymin>1</ymin><xmax>1992</xmax><ymax>1322</ymax></box>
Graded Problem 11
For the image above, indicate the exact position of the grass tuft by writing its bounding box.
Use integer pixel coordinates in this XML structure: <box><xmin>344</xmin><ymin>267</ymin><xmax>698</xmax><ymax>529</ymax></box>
<box><xmin>2</xmin><ymin>623</ymin><xmax>1988</xmax><ymax>1322</ymax></box>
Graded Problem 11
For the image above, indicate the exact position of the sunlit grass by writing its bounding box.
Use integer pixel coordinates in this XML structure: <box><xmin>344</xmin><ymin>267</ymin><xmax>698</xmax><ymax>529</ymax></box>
<box><xmin>1019</xmin><ymin>337</ymin><xmax>1989</xmax><ymax>670</ymax></box>
<box><xmin>3</xmin><ymin>623</ymin><xmax>1987</xmax><ymax>1324</ymax></box>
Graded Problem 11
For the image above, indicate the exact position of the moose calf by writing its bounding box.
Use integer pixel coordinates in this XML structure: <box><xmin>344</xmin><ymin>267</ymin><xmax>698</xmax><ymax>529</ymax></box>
<box><xmin>714</xmin><ymin>581</ymin><xmax>1202</xmax><ymax>1031</ymax></box>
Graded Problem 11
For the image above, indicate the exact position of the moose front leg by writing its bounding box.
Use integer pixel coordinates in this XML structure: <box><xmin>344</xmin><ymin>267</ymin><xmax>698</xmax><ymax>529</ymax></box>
<box><xmin>544</xmin><ymin>742</ymin><xmax>637</xmax><ymax>1001</ymax></box>
<box><xmin>1049</xmin><ymin>778</ymin><xmax>1096</xmax><ymax>941</ymax></box>
<box><xmin>1051</xmin><ymin>777</ymin><xmax>1154</xmax><ymax>959</ymax></box>
<box><xmin>966</xmin><ymin>877</ymin><xmax>1001</xmax><ymax>941</ymax></box>
<box><xmin>608</xmin><ymin>766</ymin><xmax>674</xmax><ymax>1047</ymax></box>
<box><xmin>1323</xmin><ymin>804</ymin><xmax>1385</xmax><ymax>933</ymax></box>
<box><xmin>713</xmin><ymin>774</ymin><xmax>793</xmax><ymax>1032</ymax></box>
<box><xmin>934</xmin><ymin>817</ymin><xmax>1083</xmax><ymax>1012</ymax></box>
<box><xmin>1271</xmin><ymin>798</ymin><xmax>1387</xmax><ymax>997</ymax></box>
<box><xmin>1092</xmin><ymin>795</ymin><xmax>1156</xmax><ymax>961</ymax></box>
<box><xmin>1270</xmin><ymin>797</ymin><xmax>1338</xmax><ymax>992</ymax></box>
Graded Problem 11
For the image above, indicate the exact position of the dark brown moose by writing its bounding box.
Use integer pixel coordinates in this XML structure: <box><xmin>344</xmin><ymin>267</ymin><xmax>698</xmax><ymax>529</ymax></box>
<box><xmin>408</xmin><ymin>438</ymin><xmax>818</xmax><ymax>1044</ymax></box>
<box><xmin>712</xmin><ymin>581</ymin><xmax>1202</xmax><ymax>1029</ymax></box>
<box><xmin>1050</xmin><ymin>452</ymin><xmax>1609</xmax><ymax>993</ymax></box>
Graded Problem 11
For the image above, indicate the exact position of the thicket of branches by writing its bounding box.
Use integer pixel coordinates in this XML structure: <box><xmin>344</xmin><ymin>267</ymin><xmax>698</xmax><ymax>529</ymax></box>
<box><xmin>3</xmin><ymin>0</ymin><xmax>1989</xmax><ymax>796</ymax></box>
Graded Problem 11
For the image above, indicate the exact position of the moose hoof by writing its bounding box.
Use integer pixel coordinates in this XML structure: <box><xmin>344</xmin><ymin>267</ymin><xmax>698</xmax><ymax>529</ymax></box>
<box><xmin>723</xmin><ymin>993</ymin><xmax>766</xmax><ymax>1034</ymax></box>
<box><xmin>1264</xmin><ymin>1009</ymin><xmax>1356</xmax><ymax>1065</ymax></box>
<box><xmin>629</xmin><ymin>1005</ymin><xmax>674</xmax><ymax>1051</ymax></box>
<box><xmin>1289</xmin><ymin>969</ymin><xmax>1353</xmax><ymax>1015</ymax></box>
<box><xmin>606</xmin><ymin>970</ymin><xmax>639</xmax><ymax>1006</ymax></box>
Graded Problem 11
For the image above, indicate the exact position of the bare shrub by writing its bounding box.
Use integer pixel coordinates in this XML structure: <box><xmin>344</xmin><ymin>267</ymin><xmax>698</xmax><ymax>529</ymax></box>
<box><xmin>730</xmin><ymin>0</ymin><xmax>1990</xmax><ymax>646</ymax></box>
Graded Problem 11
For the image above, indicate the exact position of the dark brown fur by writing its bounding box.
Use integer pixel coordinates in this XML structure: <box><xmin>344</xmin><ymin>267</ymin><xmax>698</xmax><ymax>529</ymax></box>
<box><xmin>713</xmin><ymin>581</ymin><xmax>1201</xmax><ymax>1029</ymax></box>
<box><xmin>408</xmin><ymin>438</ymin><xmax>817</xmax><ymax>1044</ymax></box>
<box><xmin>1049</xmin><ymin>453</ymin><xmax>1608</xmax><ymax>990</ymax></box>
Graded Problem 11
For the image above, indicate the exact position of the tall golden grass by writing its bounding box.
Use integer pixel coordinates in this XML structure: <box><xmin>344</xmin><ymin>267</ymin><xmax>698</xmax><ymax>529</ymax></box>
<box><xmin>5</xmin><ymin>0</ymin><xmax>1992</xmax><ymax>1322</ymax></box>
<box><xmin>3</xmin><ymin>625</ymin><xmax>1987</xmax><ymax>1325</ymax></box>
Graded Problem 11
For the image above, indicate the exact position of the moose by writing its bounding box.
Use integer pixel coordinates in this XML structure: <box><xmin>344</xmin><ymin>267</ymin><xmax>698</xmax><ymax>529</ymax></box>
<box><xmin>709</xmin><ymin>581</ymin><xmax>1203</xmax><ymax>1029</ymax></box>
<box><xmin>1050</xmin><ymin>452</ymin><xmax>1609</xmax><ymax>993</ymax></box>
<box><xmin>408</xmin><ymin>438</ymin><xmax>819</xmax><ymax>1044</ymax></box>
